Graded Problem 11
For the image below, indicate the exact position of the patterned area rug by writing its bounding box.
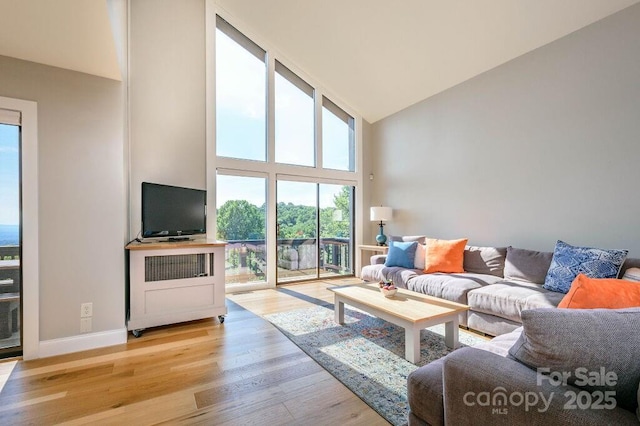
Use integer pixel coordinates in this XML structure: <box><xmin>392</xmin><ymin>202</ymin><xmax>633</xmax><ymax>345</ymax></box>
<box><xmin>264</xmin><ymin>305</ymin><xmax>485</xmax><ymax>426</ymax></box>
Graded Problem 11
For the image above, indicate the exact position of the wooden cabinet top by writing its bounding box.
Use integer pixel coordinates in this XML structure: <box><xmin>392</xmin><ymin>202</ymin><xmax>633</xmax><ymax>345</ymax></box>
<box><xmin>126</xmin><ymin>239</ymin><xmax>227</xmax><ymax>250</ymax></box>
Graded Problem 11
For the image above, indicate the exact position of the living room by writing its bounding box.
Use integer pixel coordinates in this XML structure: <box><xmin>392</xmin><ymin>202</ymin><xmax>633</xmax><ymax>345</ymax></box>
<box><xmin>1</xmin><ymin>0</ymin><xmax>639</xmax><ymax>424</ymax></box>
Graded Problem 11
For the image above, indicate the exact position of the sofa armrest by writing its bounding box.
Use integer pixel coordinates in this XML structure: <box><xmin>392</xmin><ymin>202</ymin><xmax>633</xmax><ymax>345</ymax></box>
<box><xmin>443</xmin><ymin>347</ymin><xmax>638</xmax><ymax>425</ymax></box>
<box><xmin>370</xmin><ymin>254</ymin><xmax>386</xmax><ymax>265</ymax></box>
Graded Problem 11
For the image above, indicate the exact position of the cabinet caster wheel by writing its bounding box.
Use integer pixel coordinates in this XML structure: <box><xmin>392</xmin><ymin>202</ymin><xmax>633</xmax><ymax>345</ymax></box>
<box><xmin>218</xmin><ymin>315</ymin><xmax>225</xmax><ymax>324</ymax></box>
<box><xmin>132</xmin><ymin>329</ymin><xmax>143</xmax><ymax>338</ymax></box>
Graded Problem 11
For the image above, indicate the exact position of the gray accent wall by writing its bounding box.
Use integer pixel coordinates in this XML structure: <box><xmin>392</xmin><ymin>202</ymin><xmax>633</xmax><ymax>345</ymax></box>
<box><xmin>129</xmin><ymin>0</ymin><xmax>207</xmax><ymax>238</ymax></box>
<box><xmin>370</xmin><ymin>3</ymin><xmax>640</xmax><ymax>256</ymax></box>
<box><xmin>0</xmin><ymin>55</ymin><xmax>126</xmax><ymax>340</ymax></box>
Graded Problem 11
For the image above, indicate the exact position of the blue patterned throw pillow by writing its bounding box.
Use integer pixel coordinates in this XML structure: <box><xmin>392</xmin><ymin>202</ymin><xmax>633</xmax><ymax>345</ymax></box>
<box><xmin>384</xmin><ymin>240</ymin><xmax>418</xmax><ymax>269</ymax></box>
<box><xmin>543</xmin><ymin>240</ymin><xmax>628</xmax><ymax>293</ymax></box>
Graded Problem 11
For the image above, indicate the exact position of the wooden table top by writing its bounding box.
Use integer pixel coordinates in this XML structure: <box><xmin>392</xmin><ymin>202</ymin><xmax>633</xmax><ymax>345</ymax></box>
<box><xmin>358</xmin><ymin>244</ymin><xmax>388</xmax><ymax>252</ymax></box>
<box><xmin>126</xmin><ymin>239</ymin><xmax>227</xmax><ymax>250</ymax></box>
<box><xmin>328</xmin><ymin>283</ymin><xmax>468</xmax><ymax>324</ymax></box>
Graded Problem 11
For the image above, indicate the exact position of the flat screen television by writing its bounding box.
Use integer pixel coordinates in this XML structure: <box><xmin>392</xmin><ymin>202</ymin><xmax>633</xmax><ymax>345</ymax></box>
<box><xmin>141</xmin><ymin>182</ymin><xmax>207</xmax><ymax>240</ymax></box>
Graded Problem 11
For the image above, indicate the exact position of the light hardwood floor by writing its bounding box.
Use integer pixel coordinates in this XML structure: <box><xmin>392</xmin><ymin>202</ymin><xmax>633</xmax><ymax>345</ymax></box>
<box><xmin>0</xmin><ymin>279</ymin><xmax>389</xmax><ymax>425</ymax></box>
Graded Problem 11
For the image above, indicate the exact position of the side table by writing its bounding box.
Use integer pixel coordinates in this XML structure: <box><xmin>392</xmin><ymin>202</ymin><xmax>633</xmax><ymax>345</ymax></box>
<box><xmin>358</xmin><ymin>244</ymin><xmax>389</xmax><ymax>275</ymax></box>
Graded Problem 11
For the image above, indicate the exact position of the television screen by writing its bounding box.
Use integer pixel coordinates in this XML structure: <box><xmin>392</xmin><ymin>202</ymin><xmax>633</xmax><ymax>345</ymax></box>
<box><xmin>142</xmin><ymin>182</ymin><xmax>206</xmax><ymax>239</ymax></box>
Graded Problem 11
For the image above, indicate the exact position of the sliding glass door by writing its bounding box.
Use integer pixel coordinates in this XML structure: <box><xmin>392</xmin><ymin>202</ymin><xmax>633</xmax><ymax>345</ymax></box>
<box><xmin>0</xmin><ymin>122</ymin><xmax>21</xmax><ymax>357</ymax></box>
<box><xmin>276</xmin><ymin>180</ymin><xmax>354</xmax><ymax>284</ymax></box>
<box><xmin>276</xmin><ymin>181</ymin><xmax>317</xmax><ymax>282</ymax></box>
<box><xmin>319</xmin><ymin>184</ymin><xmax>354</xmax><ymax>278</ymax></box>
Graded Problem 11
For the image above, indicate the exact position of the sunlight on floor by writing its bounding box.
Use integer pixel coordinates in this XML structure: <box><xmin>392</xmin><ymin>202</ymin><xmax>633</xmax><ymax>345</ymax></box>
<box><xmin>0</xmin><ymin>360</ymin><xmax>17</xmax><ymax>393</ymax></box>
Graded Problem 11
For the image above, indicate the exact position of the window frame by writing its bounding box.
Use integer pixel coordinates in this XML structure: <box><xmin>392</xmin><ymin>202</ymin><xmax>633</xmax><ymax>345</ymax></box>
<box><xmin>206</xmin><ymin>3</ymin><xmax>364</xmax><ymax>289</ymax></box>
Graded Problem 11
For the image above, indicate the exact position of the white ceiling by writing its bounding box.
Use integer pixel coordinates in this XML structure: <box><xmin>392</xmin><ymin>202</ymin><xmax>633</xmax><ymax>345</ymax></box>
<box><xmin>0</xmin><ymin>0</ymin><xmax>121</xmax><ymax>81</ymax></box>
<box><xmin>0</xmin><ymin>1</ymin><xmax>638</xmax><ymax>122</ymax></box>
<box><xmin>216</xmin><ymin>0</ymin><xmax>640</xmax><ymax>122</ymax></box>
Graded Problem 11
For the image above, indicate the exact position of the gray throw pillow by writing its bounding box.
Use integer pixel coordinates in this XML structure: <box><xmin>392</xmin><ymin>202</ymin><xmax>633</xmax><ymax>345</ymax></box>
<box><xmin>509</xmin><ymin>308</ymin><xmax>640</xmax><ymax>412</ymax></box>
<box><xmin>463</xmin><ymin>246</ymin><xmax>507</xmax><ymax>277</ymax></box>
<box><xmin>503</xmin><ymin>246</ymin><xmax>553</xmax><ymax>284</ymax></box>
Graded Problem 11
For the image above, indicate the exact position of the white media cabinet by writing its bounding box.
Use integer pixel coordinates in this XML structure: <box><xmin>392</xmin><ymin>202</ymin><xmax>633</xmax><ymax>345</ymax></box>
<box><xmin>125</xmin><ymin>239</ymin><xmax>227</xmax><ymax>337</ymax></box>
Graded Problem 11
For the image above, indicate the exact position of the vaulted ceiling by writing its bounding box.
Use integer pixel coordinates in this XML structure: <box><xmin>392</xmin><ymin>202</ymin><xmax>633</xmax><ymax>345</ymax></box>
<box><xmin>0</xmin><ymin>0</ymin><xmax>638</xmax><ymax>122</ymax></box>
<box><xmin>0</xmin><ymin>0</ymin><xmax>121</xmax><ymax>81</ymax></box>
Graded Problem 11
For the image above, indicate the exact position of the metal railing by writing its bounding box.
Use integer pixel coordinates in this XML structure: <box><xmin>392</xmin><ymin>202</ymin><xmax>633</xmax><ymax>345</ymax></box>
<box><xmin>223</xmin><ymin>238</ymin><xmax>352</xmax><ymax>283</ymax></box>
<box><xmin>0</xmin><ymin>246</ymin><xmax>19</xmax><ymax>260</ymax></box>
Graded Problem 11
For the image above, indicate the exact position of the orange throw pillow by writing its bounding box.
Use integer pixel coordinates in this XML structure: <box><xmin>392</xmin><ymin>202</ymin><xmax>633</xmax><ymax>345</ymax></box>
<box><xmin>558</xmin><ymin>273</ymin><xmax>640</xmax><ymax>309</ymax></box>
<box><xmin>424</xmin><ymin>238</ymin><xmax>468</xmax><ymax>274</ymax></box>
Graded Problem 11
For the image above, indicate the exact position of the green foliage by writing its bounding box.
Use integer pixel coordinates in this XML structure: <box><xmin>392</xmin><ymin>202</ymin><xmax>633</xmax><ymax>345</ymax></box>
<box><xmin>277</xmin><ymin>202</ymin><xmax>316</xmax><ymax>239</ymax></box>
<box><xmin>320</xmin><ymin>186</ymin><xmax>352</xmax><ymax>239</ymax></box>
<box><xmin>216</xmin><ymin>199</ymin><xmax>265</xmax><ymax>241</ymax></box>
<box><xmin>217</xmin><ymin>186</ymin><xmax>353</xmax><ymax>241</ymax></box>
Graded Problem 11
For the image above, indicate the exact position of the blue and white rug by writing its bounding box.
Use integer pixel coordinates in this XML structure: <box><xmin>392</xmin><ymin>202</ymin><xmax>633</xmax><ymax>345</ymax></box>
<box><xmin>264</xmin><ymin>305</ymin><xmax>485</xmax><ymax>426</ymax></box>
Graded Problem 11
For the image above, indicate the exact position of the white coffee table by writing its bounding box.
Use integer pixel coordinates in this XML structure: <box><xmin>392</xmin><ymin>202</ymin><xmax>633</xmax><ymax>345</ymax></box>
<box><xmin>328</xmin><ymin>283</ymin><xmax>469</xmax><ymax>363</ymax></box>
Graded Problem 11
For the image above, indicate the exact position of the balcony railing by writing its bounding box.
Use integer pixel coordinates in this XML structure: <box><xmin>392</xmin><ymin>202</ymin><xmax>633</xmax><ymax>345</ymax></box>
<box><xmin>0</xmin><ymin>246</ymin><xmax>19</xmax><ymax>260</ymax></box>
<box><xmin>224</xmin><ymin>238</ymin><xmax>352</xmax><ymax>284</ymax></box>
<box><xmin>0</xmin><ymin>245</ymin><xmax>20</xmax><ymax>294</ymax></box>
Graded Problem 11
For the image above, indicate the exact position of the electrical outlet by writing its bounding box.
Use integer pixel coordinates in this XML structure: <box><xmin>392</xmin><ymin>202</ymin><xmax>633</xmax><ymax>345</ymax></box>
<box><xmin>80</xmin><ymin>317</ymin><xmax>92</xmax><ymax>333</ymax></box>
<box><xmin>81</xmin><ymin>302</ymin><xmax>93</xmax><ymax>318</ymax></box>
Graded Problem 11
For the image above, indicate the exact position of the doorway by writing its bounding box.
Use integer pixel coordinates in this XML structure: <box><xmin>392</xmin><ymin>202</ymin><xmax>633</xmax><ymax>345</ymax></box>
<box><xmin>0</xmin><ymin>121</ymin><xmax>22</xmax><ymax>358</ymax></box>
<box><xmin>276</xmin><ymin>179</ymin><xmax>354</xmax><ymax>284</ymax></box>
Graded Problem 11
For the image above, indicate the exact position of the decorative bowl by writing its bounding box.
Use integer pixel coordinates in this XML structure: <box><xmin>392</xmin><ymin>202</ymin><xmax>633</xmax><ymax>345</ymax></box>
<box><xmin>380</xmin><ymin>287</ymin><xmax>397</xmax><ymax>297</ymax></box>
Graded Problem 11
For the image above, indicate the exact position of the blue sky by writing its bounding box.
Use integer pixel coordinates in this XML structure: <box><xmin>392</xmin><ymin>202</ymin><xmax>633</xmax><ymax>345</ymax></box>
<box><xmin>0</xmin><ymin>124</ymin><xmax>19</xmax><ymax>226</ymax></box>
<box><xmin>215</xmin><ymin>29</ymin><xmax>353</xmax><ymax>210</ymax></box>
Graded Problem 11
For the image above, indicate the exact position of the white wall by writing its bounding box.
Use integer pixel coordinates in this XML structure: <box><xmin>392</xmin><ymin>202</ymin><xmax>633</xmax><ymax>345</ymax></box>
<box><xmin>0</xmin><ymin>55</ymin><xmax>126</xmax><ymax>342</ymax></box>
<box><xmin>129</xmin><ymin>0</ymin><xmax>207</xmax><ymax>237</ymax></box>
<box><xmin>371</xmin><ymin>4</ymin><xmax>640</xmax><ymax>255</ymax></box>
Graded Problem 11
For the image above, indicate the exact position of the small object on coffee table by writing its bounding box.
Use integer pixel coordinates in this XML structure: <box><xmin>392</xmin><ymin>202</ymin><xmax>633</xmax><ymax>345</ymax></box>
<box><xmin>379</xmin><ymin>279</ymin><xmax>397</xmax><ymax>297</ymax></box>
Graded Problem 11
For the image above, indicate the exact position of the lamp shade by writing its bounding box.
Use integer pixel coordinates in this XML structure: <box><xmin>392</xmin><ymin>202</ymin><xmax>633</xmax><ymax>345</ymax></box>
<box><xmin>370</xmin><ymin>206</ymin><xmax>392</xmax><ymax>222</ymax></box>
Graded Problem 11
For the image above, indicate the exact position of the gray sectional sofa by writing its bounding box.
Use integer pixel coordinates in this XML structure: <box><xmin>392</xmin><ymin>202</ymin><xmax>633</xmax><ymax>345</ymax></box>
<box><xmin>407</xmin><ymin>308</ymin><xmax>640</xmax><ymax>425</ymax></box>
<box><xmin>361</xmin><ymin>236</ymin><xmax>640</xmax><ymax>336</ymax></box>
<box><xmin>362</xmin><ymin>236</ymin><xmax>640</xmax><ymax>425</ymax></box>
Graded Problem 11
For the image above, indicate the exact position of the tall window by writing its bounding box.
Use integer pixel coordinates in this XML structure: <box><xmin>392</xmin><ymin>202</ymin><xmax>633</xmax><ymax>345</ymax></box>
<box><xmin>322</xmin><ymin>97</ymin><xmax>355</xmax><ymax>171</ymax></box>
<box><xmin>275</xmin><ymin>61</ymin><xmax>315</xmax><ymax>167</ymax></box>
<box><xmin>216</xmin><ymin>17</ymin><xmax>267</xmax><ymax>162</ymax></box>
<box><xmin>214</xmin><ymin>14</ymin><xmax>359</xmax><ymax>287</ymax></box>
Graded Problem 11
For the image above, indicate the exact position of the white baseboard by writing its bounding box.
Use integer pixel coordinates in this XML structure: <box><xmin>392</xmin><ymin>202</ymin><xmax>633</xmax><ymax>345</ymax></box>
<box><xmin>38</xmin><ymin>328</ymin><xmax>128</xmax><ymax>359</ymax></box>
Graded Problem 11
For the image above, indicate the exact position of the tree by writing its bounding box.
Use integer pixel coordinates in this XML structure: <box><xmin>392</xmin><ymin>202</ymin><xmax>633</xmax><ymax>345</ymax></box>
<box><xmin>216</xmin><ymin>200</ymin><xmax>264</xmax><ymax>240</ymax></box>
<box><xmin>320</xmin><ymin>186</ymin><xmax>352</xmax><ymax>238</ymax></box>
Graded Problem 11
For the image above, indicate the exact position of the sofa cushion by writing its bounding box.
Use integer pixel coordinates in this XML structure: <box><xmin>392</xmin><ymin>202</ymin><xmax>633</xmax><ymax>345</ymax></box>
<box><xmin>473</xmin><ymin>326</ymin><xmax>522</xmax><ymax>357</ymax></box>
<box><xmin>360</xmin><ymin>264</ymin><xmax>420</xmax><ymax>289</ymax></box>
<box><xmin>621</xmin><ymin>257</ymin><xmax>640</xmax><ymax>277</ymax></box>
<box><xmin>467</xmin><ymin>311</ymin><xmax>522</xmax><ymax>336</ymax></box>
<box><xmin>508</xmin><ymin>307</ymin><xmax>640</xmax><ymax>412</ymax></box>
<box><xmin>424</xmin><ymin>238</ymin><xmax>467</xmax><ymax>274</ymax></box>
<box><xmin>623</xmin><ymin>267</ymin><xmax>640</xmax><ymax>282</ymax></box>
<box><xmin>407</xmin><ymin>272</ymin><xmax>501</xmax><ymax>305</ymax></box>
<box><xmin>503</xmin><ymin>246</ymin><xmax>553</xmax><ymax>284</ymax></box>
<box><xmin>389</xmin><ymin>235</ymin><xmax>426</xmax><ymax>244</ymax></box>
<box><xmin>384</xmin><ymin>240</ymin><xmax>418</xmax><ymax>269</ymax></box>
<box><xmin>407</xmin><ymin>358</ymin><xmax>446</xmax><ymax>426</ymax></box>
<box><xmin>414</xmin><ymin>242</ymin><xmax>426</xmax><ymax>270</ymax></box>
<box><xmin>558</xmin><ymin>273</ymin><xmax>640</xmax><ymax>309</ymax></box>
<box><xmin>467</xmin><ymin>280</ymin><xmax>564</xmax><ymax>323</ymax></box>
<box><xmin>463</xmin><ymin>246</ymin><xmax>507</xmax><ymax>277</ymax></box>
<box><xmin>543</xmin><ymin>240</ymin><xmax>628</xmax><ymax>293</ymax></box>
